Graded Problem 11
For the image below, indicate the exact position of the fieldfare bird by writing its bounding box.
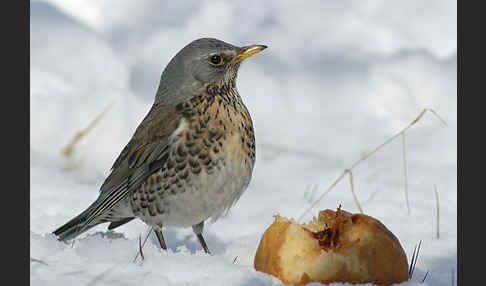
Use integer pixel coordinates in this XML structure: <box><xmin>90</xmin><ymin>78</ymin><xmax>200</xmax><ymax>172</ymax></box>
<box><xmin>53</xmin><ymin>38</ymin><xmax>266</xmax><ymax>254</ymax></box>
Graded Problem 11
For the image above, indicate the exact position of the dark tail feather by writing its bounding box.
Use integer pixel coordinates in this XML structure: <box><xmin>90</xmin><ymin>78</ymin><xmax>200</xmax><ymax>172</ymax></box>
<box><xmin>108</xmin><ymin>217</ymin><xmax>134</xmax><ymax>230</ymax></box>
<box><xmin>53</xmin><ymin>204</ymin><xmax>104</xmax><ymax>241</ymax></box>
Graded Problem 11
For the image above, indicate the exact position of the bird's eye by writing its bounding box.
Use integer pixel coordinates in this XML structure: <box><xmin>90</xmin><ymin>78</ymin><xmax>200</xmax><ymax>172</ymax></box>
<box><xmin>210</xmin><ymin>54</ymin><xmax>223</xmax><ymax>65</ymax></box>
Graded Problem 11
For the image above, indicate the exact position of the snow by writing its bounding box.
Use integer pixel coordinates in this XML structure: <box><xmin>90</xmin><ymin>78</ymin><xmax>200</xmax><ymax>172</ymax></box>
<box><xmin>30</xmin><ymin>1</ymin><xmax>456</xmax><ymax>285</ymax></box>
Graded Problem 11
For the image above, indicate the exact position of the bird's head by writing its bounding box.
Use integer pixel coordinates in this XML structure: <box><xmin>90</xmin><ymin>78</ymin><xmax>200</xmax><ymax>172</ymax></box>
<box><xmin>155</xmin><ymin>38</ymin><xmax>267</xmax><ymax>105</ymax></box>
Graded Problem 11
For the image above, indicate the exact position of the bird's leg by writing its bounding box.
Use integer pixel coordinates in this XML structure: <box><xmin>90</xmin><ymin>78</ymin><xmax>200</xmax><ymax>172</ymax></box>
<box><xmin>154</xmin><ymin>228</ymin><xmax>167</xmax><ymax>250</ymax></box>
<box><xmin>192</xmin><ymin>221</ymin><xmax>211</xmax><ymax>254</ymax></box>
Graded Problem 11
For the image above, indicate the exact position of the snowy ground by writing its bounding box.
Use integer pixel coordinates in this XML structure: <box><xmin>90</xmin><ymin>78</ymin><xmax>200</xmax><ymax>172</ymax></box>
<box><xmin>30</xmin><ymin>1</ymin><xmax>457</xmax><ymax>285</ymax></box>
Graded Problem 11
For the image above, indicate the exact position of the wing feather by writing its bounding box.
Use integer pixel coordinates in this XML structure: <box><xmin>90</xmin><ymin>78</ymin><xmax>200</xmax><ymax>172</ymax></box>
<box><xmin>77</xmin><ymin>103</ymin><xmax>181</xmax><ymax>233</ymax></box>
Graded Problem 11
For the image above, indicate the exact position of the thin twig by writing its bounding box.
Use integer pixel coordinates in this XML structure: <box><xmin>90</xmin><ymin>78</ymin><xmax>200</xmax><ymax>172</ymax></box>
<box><xmin>402</xmin><ymin>133</ymin><xmax>410</xmax><ymax>214</ymax></box>
<box><xmin>346</xmin><ymin>169</ymin><xmax>363</xmax><ymax>213</ymax></box>
<box><xmin>133</xmin><ymin>227</ymin><xmax>153</xmax><ymax>263</ymax></box>
<box><xmin>421</xmin><ymin>270</ymin><xmax>429</xmax><ymax>283</ymax></box>
<box><xmin>298</xmin><ymin>108</ymin><xmax>446</xmax><ymax>222</ymax></box>
<box><xmin>233</xmin><ymin>256</ymin><xmax>238</xmax><ymax>264</ymax></box>
<box><xmin>412</xmin><ymin>240</ymin><xmax>422</xmax><ymax>278</ymax></box>
<box><xmin>409</xmin><ymin>240</ymin><xmax>422</xmax><ymax>279</ymax></box>
<box><xmin>434</xmin><ymin>184</ymin><xmax>440</xmax><ymax>239</ymax></box>
<box><xmin>348</xmin><ymin>108</ymin><xmax>446</xmax><ymax>171</ymax></box>
<box><xmin>139</xmin><ymin>234</ymin><xmax>145</xmax><ymax>261</ymax></box>
<box><xmin>409</xmin><ymin>244</ymin><xmax>417</xmax><ymax>278</ymax></box>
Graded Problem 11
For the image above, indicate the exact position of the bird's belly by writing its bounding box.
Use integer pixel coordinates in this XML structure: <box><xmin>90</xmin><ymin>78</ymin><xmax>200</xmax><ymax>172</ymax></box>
<box><xmin>131</xmin><ymin>132</ymin><xmax>254</xmax><ymax>228</ymax></box>
<box><xmin>132</xmin><ymin>159</ymin><xmax>253</xmax><ymax>228</ymax></box>
<box><xmin>161</xmin><ymin>160</ymin><xmax>252</xmax><ymax>227</ymax></box>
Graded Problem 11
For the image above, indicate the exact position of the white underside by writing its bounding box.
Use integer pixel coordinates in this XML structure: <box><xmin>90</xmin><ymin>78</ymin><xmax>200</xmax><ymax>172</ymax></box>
<box><xmin>142</xmin><ymin>159</ymin><xmax>253</xmax><ymax>228</ymax></box>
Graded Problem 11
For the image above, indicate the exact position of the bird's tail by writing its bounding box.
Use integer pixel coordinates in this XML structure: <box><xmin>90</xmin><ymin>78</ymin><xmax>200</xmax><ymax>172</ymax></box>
<box><xmin>53</xmin><ymin>196</ymin><xmax>135</xmax><ymax>241</ymax></box>
<box><xmin>52</xmin><ymin>201</ymin><xmax>106</xmax><ymax>241</ymax></box>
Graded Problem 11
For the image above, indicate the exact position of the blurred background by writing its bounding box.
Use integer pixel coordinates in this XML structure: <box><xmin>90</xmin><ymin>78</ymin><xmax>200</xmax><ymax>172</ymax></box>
<box><xmin>30</xmin><ymin>0</ymin><xmax>456</xmax><ymax>284</ymax></box>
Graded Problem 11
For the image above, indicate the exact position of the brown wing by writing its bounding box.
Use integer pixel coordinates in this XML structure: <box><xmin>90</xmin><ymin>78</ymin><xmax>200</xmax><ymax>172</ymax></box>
<box><xmin>111</xmin><ymin>103</ymin><xmax>180</xmax><ymax>170</ymax></box>
<box><xmin>80</xmin><ymin>103</ymin><xmax>181</xmax><ymax>230</ymax></box>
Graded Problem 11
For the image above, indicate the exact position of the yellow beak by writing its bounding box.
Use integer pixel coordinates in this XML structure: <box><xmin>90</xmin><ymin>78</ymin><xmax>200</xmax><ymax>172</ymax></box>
<box><xmin>233</xmin><ymin>45</ymin><xmax>267</xmax><ymax>62</ymax></box>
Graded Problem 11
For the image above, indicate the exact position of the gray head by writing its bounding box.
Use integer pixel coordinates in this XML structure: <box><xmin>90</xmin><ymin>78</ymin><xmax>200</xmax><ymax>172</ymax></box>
<box><xmin>155</xmin><ymin>38</ymin><xmax>267</xmax><ymax>106</ymax></box>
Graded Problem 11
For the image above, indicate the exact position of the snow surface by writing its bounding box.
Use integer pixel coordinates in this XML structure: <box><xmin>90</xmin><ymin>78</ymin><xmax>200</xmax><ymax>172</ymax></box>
<box><xmin>30</xmin><ymin>1</ymin><xmax>457</xmax><ymax>285</ymax></box>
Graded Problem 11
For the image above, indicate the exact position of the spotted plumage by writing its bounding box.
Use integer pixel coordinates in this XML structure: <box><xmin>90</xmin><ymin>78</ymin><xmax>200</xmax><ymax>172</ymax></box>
<box><xmin>53</xmin><ymin>38</ymin><xmax>266</xmax><ymax>254</ymax></box>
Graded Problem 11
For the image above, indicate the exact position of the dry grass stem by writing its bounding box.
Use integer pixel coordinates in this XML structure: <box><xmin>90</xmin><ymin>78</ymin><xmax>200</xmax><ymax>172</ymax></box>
<box><xmin>297</xmin><ymin>171</ymin><xmax>347</xmax><ymax>222</ymax></box>
<box><xmin>30</xmin><ymin>257</ymin><xmax>48</xmax><ymax>266</ymax></box>
<box><xmin>62</xmin><ymin>102</ymin><xmax>114</xmax><ymax>157</ymax></box>
<box><xmin>408</xmin><ymin>240</ymin><xmax>422</xmax><ymax>279</ymax></box>
<box><xmin>346</xmin><ymin>169</ymin><xmax>363</xmax><ymax>214</ymax></box>
<box><xmin>133</xmin><ymin>227</ymin><xmax>153</xmax><ymax>263</ymax></box>
<box><xmin>421</xmin><ymin>270</ymin><xmax>429</xmax><ymax>283</ymax></box>
<box><xmin>139</xmin><ymin>235</ymin><xmax>145</xmax><ymax>261</ymax></box>
<box><xmin>297</xmin><ymin>108</ymin><xmax>446</xmax><ymax>222</ymax></box>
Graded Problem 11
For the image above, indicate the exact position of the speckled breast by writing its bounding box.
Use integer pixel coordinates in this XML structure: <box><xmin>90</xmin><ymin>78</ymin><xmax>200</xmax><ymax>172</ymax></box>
<box><xmin>131</xmin><ymin>87</ymin><xmax>255</xmax><ymax>228</ymax></box>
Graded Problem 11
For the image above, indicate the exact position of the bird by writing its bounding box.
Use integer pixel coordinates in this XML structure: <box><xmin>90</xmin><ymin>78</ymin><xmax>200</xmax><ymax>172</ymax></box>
<box><xmin>52</xmin><ymin>38</ymin><xmax>266</xmax><ymax>254</ymax></box>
